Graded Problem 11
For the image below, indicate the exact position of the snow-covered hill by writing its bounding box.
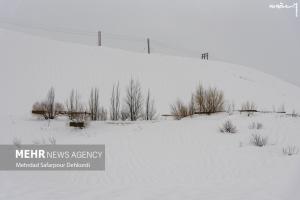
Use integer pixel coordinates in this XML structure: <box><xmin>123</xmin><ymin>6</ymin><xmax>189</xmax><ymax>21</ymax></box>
<box><xmin>0</xmin><ymin>28</ymin><xmax>300</xmax><ymax>117</ymax></box>
<box><xmin>1</xmin><ymin>0</ymin><xmax>300</xmax><ymax>87</ymax></box>
<box><xmin>0</xmin><ymin>29</ymin><xmax>300</xmax><ymax>200</ymax></box>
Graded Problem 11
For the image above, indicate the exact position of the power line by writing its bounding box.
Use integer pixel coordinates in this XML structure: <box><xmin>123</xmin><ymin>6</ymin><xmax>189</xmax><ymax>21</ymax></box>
<box><xmin>0</xmin><ymin>17</ymin><xmax>205</xmax><ymax>58</ymax></box>
<box><xmin>0</xmin><ymin>18</ymin><xmax>96</xmax><ymax>37</ymax></box>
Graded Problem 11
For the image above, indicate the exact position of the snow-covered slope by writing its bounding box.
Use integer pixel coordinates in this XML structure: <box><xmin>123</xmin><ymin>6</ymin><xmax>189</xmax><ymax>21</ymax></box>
<box><xmin>0</xmin><ymin>28</ymin><xmax>300</xmax><ymax>117</ymax></box>
<box><xmin>0</xmin><ymin>29</ymin><xmax>300</xmax><ymax>200</ymax></box>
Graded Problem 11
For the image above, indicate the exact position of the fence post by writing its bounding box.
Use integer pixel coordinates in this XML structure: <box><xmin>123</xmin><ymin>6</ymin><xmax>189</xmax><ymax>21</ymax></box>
<box><xmin>98</xmin><ymin>31</ymin><xmax>101</xmax><ymax>46</ymax></box>
<box><xmin>147</xmin><ymin>38</ymin><xmax>150</xmax><ymax>54</ymax></box>
<box><xmin>201</xmin><ymin>53</ymin><xmax>208</xmax><ymax>60</ymax></box>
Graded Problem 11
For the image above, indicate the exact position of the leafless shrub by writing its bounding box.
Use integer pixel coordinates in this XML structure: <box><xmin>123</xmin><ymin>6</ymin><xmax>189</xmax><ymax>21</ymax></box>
<box><xmin>195</xmin><ymin>84</ymin><xmax>206</xmax><ymax>113</ymax></box>
<box><xmin>277</xmin><ymin>104</ymin><xmax>286</xmax><ymax>113</ymax></box>
<box><xmin>250</xmin><ymin>134</ymin><xmax>268</xmax><ymax>147</ymax></box>
<box><xmin>32</xmin><ymin>98</ymin><xmax>45</xmax><ymax>118</ymax></box>
<box><xmin>283</xmin><ymin>145</ymin><xmax>299</xmax><ymax>156</ymax></box>
<box><xmin>170</xmin><ymin>100</ymin><xmax>189</xmax><ymax>120</ymax></box>
<box><xmin>32</xmin><ymin>102</ymin><xmax>43</xmax><ymax>112</ymax></box>
<box><xmin>204</xmin><ymin>87</ymin><xmax>224</xmax><ymax>114</ymax></box>
<box><xmin>194</xmin><ymin>84</ymin><xmax>224</xmax><ymax>114</ymax></box>
<box><xmin>54</xmin><ymin>102</ymin><xmax>64</xmax><ymax>115</ymax></box>
<box><xmin>125</xmin><ymin>78</ymin><xmax>143</xmax><ymax>121</ymax></box>
<box><xmin>144</xmin><ymin>89</ymin><xmax>156</xmax><ymax>120</ymax></box>
<box><xmin>225</xmin><ymin>101</ymin><xmax>235</xmax><ymax>115</ymax></box>
<box><xmin>13</xmin><ymin>137</ymin><xmax>22</xmax><ymax>148</ymax></box>
<box><xmin>110</xmin><ymin>82</ymin><xmax>121</xmax><ymax>120</ymax></box>
<box><xmin>99</xmin><ymin>107</ymin><xmax>108</xmax><ymax>121</ymax></box>
<box><xmin>66</xmin><ymin>89</ymin><xmax>81</xmax><ymax>120</ymax></box>
<box><xmin>44</xmin><ymin>87</ymin><xmax>56</xmax><ymax>119</ymax></box>
<box><xmin>241</xmin><ymin>101</ymin><xmax>256</xmax><ymax>111</ymax></box>
<box><xmin>89</xmin><ymin>88</ymin><xmax>100</xmax><ymax>121</ymax></box>
<box><xmin>291</xmin><ymin>110</ymin><xmax>298</xmax><ymax>117</ymax></box>
<box><xmin>32</xmin><ymin>87</ymin><xmax>64</xmax><ymax>120</ymax></box>
<box><xmin>249</xmin><ymin>122</ymin><xmax>263</xmax><ymax>130</ymax></box>
<box><xmin>120</xmin><ymin>107</ymin><xmax>130</xmax><ymax>121</ymax></box>
<box><xmin>72</xmin><ymin>105</ymin><xmax>89</xmax><ymax>123</ymax></box>
<box><xmin>48</xmin><ymin>136</ymin><xmax>56</xmax><ymax>145</ymax></box>
<box><xmin>188</xmin><ymin>94</ymin><xmax>195</xmax><ymax>116</ymax></box>
<box><xmin>219</xmin><ymin>120</ymin><xmax>237</xmax><ymax>134</ymax></box>
<box><xmin>170</xmin><ymin>84</ymin><xmax>224</xmax><ymax>118</ymax></box>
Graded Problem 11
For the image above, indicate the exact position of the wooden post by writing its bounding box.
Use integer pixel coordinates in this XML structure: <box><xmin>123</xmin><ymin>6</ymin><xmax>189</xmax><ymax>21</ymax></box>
<box><xmin>147</xmin><ymin>38</ymin><xmax>150</xmax><ymax>54</ymax></box>
<box><xmin>98</xmin><ymin>31</ymin><xmax>101</xmax><ymax>46</ymax></box>
<box><xmin>201</xmin><ymin>53</ymin><xmax>208</xmax><ymax>60</ymax></box>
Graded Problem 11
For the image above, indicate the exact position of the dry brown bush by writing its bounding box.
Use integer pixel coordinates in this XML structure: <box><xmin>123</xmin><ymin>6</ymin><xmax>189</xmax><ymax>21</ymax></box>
<box><xmin>194</xmin><ymin>84</ymin><xmax>224</xmax><ymax>114</ymax></box>
<box><xmin>170</xmin><ymin>100</ymin><xmax>189</xmax><ymax>120</ymax></box>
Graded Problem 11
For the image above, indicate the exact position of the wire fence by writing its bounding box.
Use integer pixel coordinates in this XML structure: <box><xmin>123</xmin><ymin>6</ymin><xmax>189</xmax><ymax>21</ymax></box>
<box><xmin>0</xmin><ymin>17</ymin><xmax>207</xmax><ymax>59</ymax></box>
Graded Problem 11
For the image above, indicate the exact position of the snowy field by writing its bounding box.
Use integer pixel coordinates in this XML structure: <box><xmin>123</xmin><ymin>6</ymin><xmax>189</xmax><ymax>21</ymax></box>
<box><xmin>0</xmin><ymin>29</ymin><xmax>300</xmax><ymax>199</ymax></box>
<box><xmin>0</xmin><ymin>113</ymin><xmax>300</xmax><ymax>200</ymax></box>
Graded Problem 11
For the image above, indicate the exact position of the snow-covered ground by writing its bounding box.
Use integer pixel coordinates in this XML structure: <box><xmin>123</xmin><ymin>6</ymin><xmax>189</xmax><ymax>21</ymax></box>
<box><xmin>0</xmin><ymin>29</ymin><xmax>300</xmax><ymax>199</ymax></box>
<box><xmin>1</xmin><ymin>113</ymin><xmax>300</xmax><ymax>200</ymax></box>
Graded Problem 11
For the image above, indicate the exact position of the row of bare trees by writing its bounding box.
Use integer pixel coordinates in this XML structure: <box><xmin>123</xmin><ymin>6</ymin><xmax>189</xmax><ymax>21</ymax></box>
<box><xmin>32</xmin><ymin>78</ymin><xmax>156</xmax><ymax>122</ymax></box>
<box><xmin>110</xmin><ymin>79</ymin><xmax>156</xmax><ymax>121</ymax></box>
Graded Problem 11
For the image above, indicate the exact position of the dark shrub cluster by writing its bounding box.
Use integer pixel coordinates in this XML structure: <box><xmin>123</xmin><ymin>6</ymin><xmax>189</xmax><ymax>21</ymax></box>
<box><xmin>219</xmin><ymin>120</ymin><xmax>237</xmax><ymax>134</ymax></box>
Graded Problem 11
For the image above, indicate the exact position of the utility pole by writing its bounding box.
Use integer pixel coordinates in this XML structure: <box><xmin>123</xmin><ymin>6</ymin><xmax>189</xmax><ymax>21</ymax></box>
<box><xmin>98</xmin><ymin>31</ymin><xmax>101</xmax><ymax>46</ymax></box>
<box><xmin>147</xmin><ymin>38</ymin><xmax>150</xmax><ymax>54</ymax></box>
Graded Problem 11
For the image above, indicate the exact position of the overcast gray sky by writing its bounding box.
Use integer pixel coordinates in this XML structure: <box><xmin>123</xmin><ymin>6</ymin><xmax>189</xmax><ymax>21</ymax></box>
<box><xmin>0</xmin><ymin>0</ymin><xmax>299</xmax><ymax>86</ymax></box>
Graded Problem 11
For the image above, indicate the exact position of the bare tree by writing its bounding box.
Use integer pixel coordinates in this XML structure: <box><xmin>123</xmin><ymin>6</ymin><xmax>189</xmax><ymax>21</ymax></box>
<box><xmin>45</xmin><ymin>87</ymin><xmax>56</xmax><ymax>119</ymax></box>
<box><xmin>110</xmin><ymin>82</ymin><xmax>120</xmax><ymax>120</ymax></box>
<box><xmin>120</xmin><ymin>106</ymin><xmax>129</xmax><ymax>121</ymax></box>
<box><xmin>66</xmin><ymin>89</ymin><xmax>81</xmax><ymax>120</ymax></box>
<box><xmin>125</xmin><ymin>78</ymin><xmax>143</xmax><ymax>121</ymax></box>
<box><xmin>241</xmin><ymin>101</ymin><xmax>256</xmax><ymax>111</ymax></box>
<box><xmin>188</xmin><ymin>94</ymin><xmax>195</xmax><ymax>116</ymax></box>
<box><xmin>99</xmin><ymin>107</ymin><xmax>108</xmax><ymax>121</ymax></box>
<box><xmin>32</xmin><ymin>87</ymin><xmax>64</xmax><ymax>120</ymax></box>
<box><xmin>54</xmin><ymin>102</ymin><xmax>64</xmax><ymax>115</ymax></box>
<box><xmin>89</xmin><ymin>88</ymin><xmax>100</xmax><ymax>121</ymax></box>
<box><xmin>144</xmin><ymin>89</ymin><xmax>156</xmax><ymax>120</ymax></box>
<box><xmin>195</xmin><ymin>84</ymin><xmax>206</xmax><ymax>113</ymax></box>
